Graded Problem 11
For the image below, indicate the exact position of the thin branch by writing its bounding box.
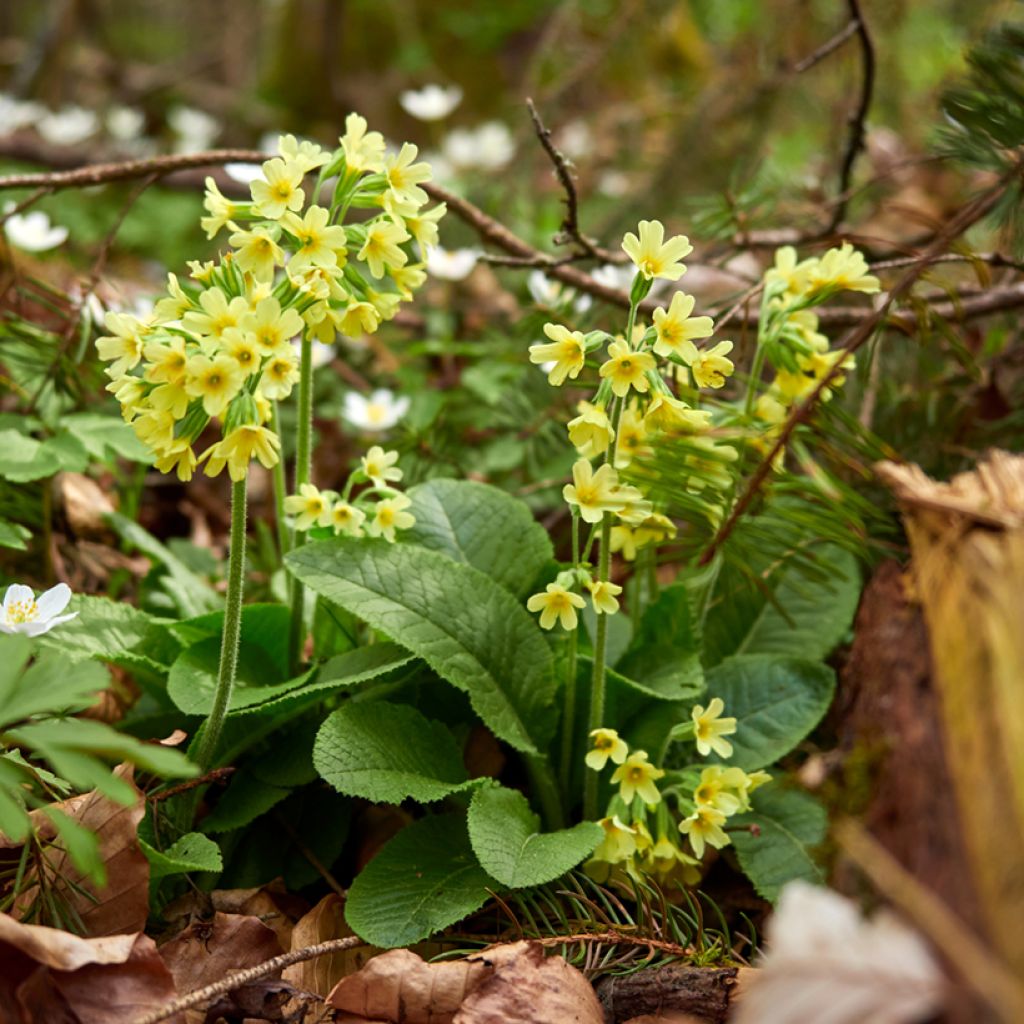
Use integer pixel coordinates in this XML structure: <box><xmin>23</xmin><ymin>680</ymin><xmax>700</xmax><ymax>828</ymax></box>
<box><xmin>826</xmin><ymin>0</ymin><xmax>876</xmax><ymax>233</ymax></box>
<box><xmin>130</xmin><ymin>936</ymin><xmax>366</xmax><ymax>1024</ymax></box>
<box><xmin>149</xmin><ymin>767</ymin><xmax>235</xmax><ymax>803</ymax></box>
<box><xmin>793</xmin><ymin>17</ymin><xmax>860</xmax><ymax>74</ymax></box>
<box><xmin>698</xmin><ymin>174</ymin><xmax>1014</xmax><ymax>567</ymax></box>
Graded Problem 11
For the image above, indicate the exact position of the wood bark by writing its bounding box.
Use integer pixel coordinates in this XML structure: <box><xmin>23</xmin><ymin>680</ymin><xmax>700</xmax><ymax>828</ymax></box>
<box><xmin>594</xmin><ymin>965</ymin><xmax>738</xmax><ymax>1024</ymax></box>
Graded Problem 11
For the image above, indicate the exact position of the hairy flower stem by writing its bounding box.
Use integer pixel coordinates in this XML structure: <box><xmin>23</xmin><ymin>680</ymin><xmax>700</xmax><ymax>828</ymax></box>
<box><xmin>270</xmin><ymin>402</ymin><xmax>289</xmax><ymax>561</ymax></box>
<box><xmin>559</xmin><ymin>513</ymin><xmax>581</xmax><ymax>800</ymax></box>
<box><xmin>287</xmin><ymin>336</ymin><xmax>314</xmax><ymax>671</ymax></box>
<box><xmin>194</xmin><ymin>478</ymin><xmax>247</xmax><ymax>774</ymax></box>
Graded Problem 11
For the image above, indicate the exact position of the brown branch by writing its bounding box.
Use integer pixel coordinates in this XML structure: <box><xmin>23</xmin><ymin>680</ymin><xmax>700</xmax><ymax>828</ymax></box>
<box><xmin>793</xmin><ymin>17</ymin><xmax>860</xmax><ymax>74</ymax></box>
<box><xmin>698</xmin><ymin>175</ymin><xmax>1014</xmax><ymax>567</ymax></box>
<box><xmin>148</xmin><ymin>767</ymin><xmax>235</xmax><ymax>803</ymax></box>
<box><xmin>531</xmin><ymin>930</ymin><xmax>693</xmax><ymax>958</ymax></box>
<box><xmin>826</xmin><ymin>0</ymin><xmax>876</xmax><ymax>233</ymax></box>
<box><xmin>130</xmin><ymin>936</ymin><xmax>366</xmax><ymax>1024</ymax></box>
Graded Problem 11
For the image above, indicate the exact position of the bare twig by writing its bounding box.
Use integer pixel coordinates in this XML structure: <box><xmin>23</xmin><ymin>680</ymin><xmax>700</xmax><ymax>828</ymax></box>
<box><xmin>793</xmin><ymin>17</ymin><xmax>860</xmax><ymax>74</ymax></box>
<box><xmin>698</xmin><ymin>175</ymin><xmax>1014</xmax><ymax>567</ymax></box>
<box><xmin>826</xmin><ymin>0</ymin><xmax>876</xmax><ymax>233</ymax></box>
<box><xmin>149</xmin><ymin>767</ymin><xmax>235</xmax><ymax>803</ymax></box>
<box><xmin>130</xmin><ymin>936</ymin><xmax>366</xmax><ymax>1024</ymax></box>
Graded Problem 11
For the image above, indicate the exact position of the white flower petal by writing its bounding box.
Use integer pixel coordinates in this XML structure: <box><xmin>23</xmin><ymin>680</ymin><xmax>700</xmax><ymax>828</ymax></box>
<box><xmin>3</xmin><ymin>584</ymin><xmax>33</xmax><ymax>611</ymax></box>
<box><xmin>35</xmin><ymin>582</ymin><xmax>72</xmax><ymax>620</ymax></box>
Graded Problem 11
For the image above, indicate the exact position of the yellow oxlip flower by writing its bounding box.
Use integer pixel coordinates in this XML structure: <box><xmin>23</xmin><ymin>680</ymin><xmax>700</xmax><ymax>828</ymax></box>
<box><xmin>384</xmin><ymin>142</ymin><xmax>432</xmax><ymax>208</ymax></box>
<box><xmin>614</xmin><ymin>406</ymin><xmax>649</xmax><ymax>469</ymax></box>
<box><xmin>588</xmin><ymin>579</ymin><xmax>623</xmax><ymax>616</ymax></box>
<box><xmin>338</xmin><ymin>301</ymin><xmax>381</xmax><ymax>337</ymax></box>
<box><xmin>405</xmin><ymin>203</ymin><xmax>446</xmax><ymax>249</ymax></box>
<box><xmin>187</xmin><ymin>259</ymin><xmax>217</xmax><ymax>285</ymax></box>
<box><xmin>153</xmin><ymin>439</ymin><xmax>198</xmax><ymax>482</ymax></box>
<box><xmin>251</xmin><ymin>157</ymin><xmax>306</xmax><ymax>220</ymax></box>
<box><xmin>622</xmin><ymin>220</ymin><xmax>692</xmax><ymax>281</ymax></box>
<box><xmin>690</xmin><ymin>340</ymin><xmax>735</xmax><ymax>389</ymax></box>
<box><xmin>693</xmin><ymin>765</ymin><xmax>744</xmax><ymax>815</ymax></box>
<box><xmin>97</xmin><ymin>312</ymin><xmax>149</xmax><ymax>377</ymax></box>
<box><xmin>737</xmin><ymin>769</ymin><xmax>772</xmax><ymax>811</ymax></box>
<box><xmin>200</xmin><ymin>178</ymin><xmax>238</xmax><ymax>239</ymax></box>
<box><xmin>611</xmin><ymin>483</ymin><xmax>653</xmax><ymax>526</ymax></box>
<box><xmin>367</xmin><ymin>493</ymin><xmax>415</xmax><ymax>542</ymax></box>
<box><xmin>143</xmin><ymin>336</ymin><xmax>188</xmax><ymax>384</ymax></box>
<box><xmin>567</xmin><ymin>402</ymin><xmax>614</xmax><ymax>459</ymax></box>
<box><xmin>340</xmin><ymin>113</ymin><xmax>386</xmax><ymax>174</ymax></box>
<box><xmin>647</xmin><ymin>836</ymin><xmax>702</xmax><ymax>886</ymax></box>
<box><xmin>331</xmin><ymin>501</ymin><xmax>366</xmax><ymax>538</ymax></box>
<box><xmin>599</xmin><ymin>340</ymin><xmax>656</xmax><ymax>398</ymax></box>
<box><xmin>149</xmin><ymin>380</ymin><xmax>190</xmax><ymax>420</ymax></box>
<box><xmin>106</xmin><ymin>375</ymin><xmax>146</xmax><ymax>421</ymax></box>
<box><xmin>132</xmin><ymin>410</ymin><xmax>176</xmax><ymax>450</ymax></box>
<box><xmin>229</xmin><ymin>225</ymin><xmax>284</xmax><ymax>282</ymax></box>
<box><xmin>609</xmin><ymin>525</ymin><xmax>639</xmax><ymax>562</ymax></box>
<box><xmin>201</xmin><ymin>425</ymin><xmax>281</xmax><ymax>482</ymax></box>
<box><xmin>153</xmin><ymin>273</ymin><xmax>191</xmax><ymax>324</ymax></box>
<box><xmin>529</xmin><ymin>323</ymin><xmax>586</xmax><ymax>386</ymax></box>
<box><xmin>184</xmin><ymin>353</ymin><xmax>245</xmax><ymax>418</ymax></box>
<box><xmin>563</xmin><ymin>459</ymin><xmax>624</xmax><ymax>524</ymax></box>
<box><xmin>359</xmin><ymin>219</ymin><xmax>411</xmax><ymax>279</ymax></box>
<box><xmin>242</xmin><ymin>297</ymin><xmax>304</xmax><ymax>355</ymax></box>
<box><xmin>284</xmin><ymin>482</ymin><xmax>333</xmax><ymax>530</ymax></box>
<box><xmin>633</xmin><ymin>512</ymin><xmax>677</xmax><ymax>548</ymax></box>
<box><xmin>362</xmin><ymin>446</ymin><xmax>402</xmax><ymax>486</ymax></box>
<box><xmin>183</xmin><ymin>287</ymin><xmax>249</xmax><ymax>340</ymax></box>
<box><xmin>278</xmin><ymin>134</ymin><xmax>330</xmax><ymax>174</ymax></box>
<box><xmin>259</xmin><ymin>351</ymin><xmax>301</xmax><ymax>401</ymax></box>
<box><xmin>585</xmin><ymin>728</ymin><xmax>629</xmax><ymax>771</ymax></box>
<box><xmin>389</xmin><ymin>262</ymin><xmax>427</xmax><ymax>300</ymax></box>
<box><xmin>808</xmin><ymin>242</ymin><xmax>880</xmax><ymax>296</ymax></box>
<box><xmin>610</xmin><ymin>750</ymin><xmax>665</xmax><ymax>805</ymax></box>
<box><xmin>644</xmin><ymin>392</ymin><xmax>711</xmax><ymax>435</ymax></box>
<box><xmin>526</xmin><ymin>583</ymin><xmax>586</xmax><ymax>631</ymax></box>
<box><xmin>691</xmin><ymin>697</ymin><xmax>737</xmax><ymax>758</ymax></box>
<box><xmin>592</xmin><ymin>816</ymin><xmax>638</xmax><ymax>863</ymax></box>
<box><xmin>652</xmin><ymin>292</ymin><xmax>714</xmax><ymax>360</ymax></box>
<box><xmin>679</xmin><ymin>806</ymin><xmax>730</xmax><ymax>859</ymax></box>
<box><xmin>765</xmin><ymin>245</ymin><xmax>817</xmax><ymax>296</ymax></box>
<box><xmin>282</xmin><ymin>206</ymin><xmax>348</xmax><ymax>273</ymax></box>
<box><xmin>223</xmin><ymin>328</ymin><xmax>261</xmax><ymax>377</ymax></box>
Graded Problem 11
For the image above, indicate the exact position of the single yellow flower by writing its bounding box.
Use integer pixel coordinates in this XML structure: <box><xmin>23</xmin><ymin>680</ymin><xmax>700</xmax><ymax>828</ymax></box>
<box><xmin>340</xmin><ymin>113</ymin><xmax>386</xmax><ymax>174</ymax></box>
<box><xmin>646</xmin><ymin>835</ymin><xmax>702</xmax><ymax>886</ymax></box>
<box><xmin>405</xmin><ymin>203</ymin><xmax>446</xmax><ymax>249</ymax></box>
<box><xmin>588</xmin><ymin>579</ymin><xmax>623</xmax><ymax>616</ymax></box>
<box><xmin>567</xmin><ymin>402</ymin><xmax>614</xmax><ymax>459</ymax></box>
<box><xmin>153</xmin><ymin>438</ymin><xmax>197</xmax><ymax>482</ymax></box>
<box><xmin>183</xmin><ymin>287</ymin><xmax>249</xmax><ymax>340</ymax></box>
<box><xmin>283</xmin><ymin>206</ymin><xmax>348</xmax><ymax>273</ymax></box>
<box><xmin>652</xmin><ymin>292</ymin><xmax>714</xmax><ymax>360</ymax></box>
<box><xmin>599</xmin><ymin>339</ymin><xmax>656</xmax><ymax>398</ymax></box>
<box><xmin>278</xmin><ymin>134</ymin><xmax>330</xmax><ymax>174</ymax></box>
<box><xmin>359</xmin><ymin>218</ymin><xmax>411</xmax><ymax>279</ymax></box>
<box><xmin>529</xmin><ymin>323</ymin><xmax>586</xmax><ymax>386</ymax></box>
<box><xmin>284</xmin><ymin>482</ymin><xmax>333</xmax><ymax>530</ymax></box>
<box><xmin>585</xmin><ymin>728</ymin><xmax>629</xmax><ymax>771</ymax></box>
<box><xmin>526</xmin><ymin>583</ymin><xmax>586</xmax><ymax>631</ymax></box>
<box><xmin>612</xmin><ymin>405</ymin><xmax>648</xmax><ymax>469</ymax></box>
<box><xmin>330</xmin><ymin>501</ymin><xmax>366</xmax><ymax>537</ymax></box>
<box><xmin>633</xmin><ymin>512</ymin><xmax>677</xmax><ymax>548</ymax></box>
<box><xmin>201</xmin><ymin>424</ymin><xmax>281</xmax><ymax>482</ymax></box>
<box><xmin>691</xmin><ymin>697</ymin><xmax>737</xmax><ymax>758</ymax></box>
<box><xmin>591</xmin><ymin>816</ymin><xmax>637</xmax><ymax>863</ymax></box>
<box><xmin>97</xmin><ymin>312</ymin><xmax>149</xmax><ymax>377</ymax></box>
<box><xmin>389</xmin><ymin>262</ymin><xmax>427</xmax><ymax>299</ymax></box>
<box><xmin>251</xmin><ymin>157</ymin><xmax>306</xmax><ymax>220</ymax></box>
<box><xmin>366</xmin><ymin>493</ymin><xmax>416</xmax><ymax>542</ymax></box>
<box><xmin>563</xmin><ymin>459</ymin><xmax>624</xmax><ymax>524</ymax></box>
<box><xmin>153</xmin><ymin>273</ymin><xmax>192</xmax><ymax>323</ymax></box>
<box><xmin>609</xmin><ymin>525</ymin><xmax>639</xmax><ymax>562</ymax></box>
<box><xmin>184</xmin><ymin>353</ymin><xmax>245</xmax><ymax>418</ymax></box>
<box><xmin>229</xmin><ymin>225</ymin><xmax>284</xmax><ymax>282</ymax></box>
<box><xmin>338</xmin><ymin>300</ymin><xmax>382</xmax><ymax>337</ymax></box>
<box><xmin>107</xmin><ymin>375</ymin><xmax>146</xmax><ymax>421</ymax></box>
<box><xmin>610</xmin><ymin>750</ymin><xmax>665</xmax><ymax>805</ymax></box>
<box><xmin>690</xmin><ymin>340</ymin><xmax>735</xmax><ymax>389</ymax></box>
<box><xmin>200</xmin><ymin>178</ymin><xmax>238</xmax><ymax>239</ymax></box>
<box><xmin>808</xmin><ymin>242</ymin><xmax>880</xmax><ymax>295</ymax></box>
<box><xmin>765</xmin><ymin>245</ymin><xmax>817</xmax><ymax>296</ymax></box>
<box><xmin>693</xmin><ymin>765</ymin><xmax>744</xmax><ymax>815</ymax></box>
<box><xmin>644</xmin><ymin>392</ymin><xmax>711</xmax><ymax>434</ymax></box>
<box><xmin>384</xmin><ymin>142</ymin><xmax>432</xmax><ymax>208</ymax></box>
<box><xmin>361</xmin><ymin>445</ymin><xmax>402</xmax><ymax>486</ymax></box>
<box><xmin>259</xmin><ymin>351</ymin><xmax>301</xmax><ymax>401</ymax></box>
<box><xmin>611</xmin><ymin>482</ymin><xmax>653</xmax><ymax>526</ymax></box>
<box><xmin>132</xmin><ymin>410</ymin><xmax>176</xmax><ymax>450</ymax></box>
<box><xmin>223</xmin><ymin>328</ymin><xmax>261</xmax><ymax>377</ymax></box>
<box><xmin>679</xmin><ymin>806</ymin><xmax>730</xmax><ymax>859</ymax></box>
<box><xmin>149</xmin><ymin>380</ymin><xmax>190</xmax><ymax>420</ymax></box>
<box><xmin>622</xmin><ymin>220</ymin><xmax>692</xmax><ymax>281</ymax></box>
<box><xmin>242</xmin><ymin>296</ymin><xmax>304</xmax><ymax>355</ymax></box>
<box><xmin>142</xmin><ymin>336</ymin><xmax>187</xmax><ymax>384</ymax></box>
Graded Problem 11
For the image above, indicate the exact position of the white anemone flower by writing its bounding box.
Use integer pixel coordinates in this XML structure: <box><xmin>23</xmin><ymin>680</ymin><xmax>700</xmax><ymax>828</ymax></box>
<box><xmin>442</xmin><ymin>121</ymin><xmax>514</xmax><ymax>172</ymax></box>
<box><xmin>343</xmin><ymin>389</ymin><xmax>410</xmax><ymax>432</ymax></box>
<box><xmin>400</xmin><ymin>84</ymin><xmax>463</xmax><ymax>122</ymax></box>
<box><xmin>0</xmin><ymin>583</ymin><xmax>77</xmax><ymax>637</ymax></box>
<box><xmin>4</xmin><ymin>209</ymin><xmax>68</xmax><ymax>252</ymax></box>
<box><xmin>106</xmin><ymin>105</ymin><xmax>145</xmax><ymax>142</ymax></box>
<box><xmin>38</xmin><ymin>106</ymin><xmax>98</xmax><ymax>147</ymax></box>
<box><xmin>591</xmin><ymin>262</ymin><xmax>637</xmax><ymax>292</ymax></box>
<box><xmin>169</xmin><ymin>106</ymin><xmax>219</xmax><ymax>153</ymax></box>
<box><xmin>426</xmin><ymin>245</ymin><xmax>479</xmax><ymax>281</ymax></box>
<box><xmin>526</xmin><ymin>270</ymin><xmax>590</xmax><ymax>313</ymax></box>
<box><xmin>224</xmin><ymin>162</ymin><xmax>265</xmax><ymax>185</ymax></box>
<box><xmin>0</xmin><ymin>93</ymin><xmax>46</xmax><ymax>134</ymax></box>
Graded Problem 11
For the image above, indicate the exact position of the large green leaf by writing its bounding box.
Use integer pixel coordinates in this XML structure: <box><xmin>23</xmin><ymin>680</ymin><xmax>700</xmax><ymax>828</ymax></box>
<box><xmin>142</xmin><ymin>832</ymin><xmax>223</xmax><ymax>879</ymax></box>
<box><xmin>0</xmin><ymin>518</ymin><xmax>32</xmax><ymax>551</ymax></box>
<box><xmin>703</xmin><ymin>655</ymin><xmax>835</xmax><ymax>771</ymax></box>
<box><xmin>201</xmin><ymin>772</ymin><xmax>291</xmax><ymax>833</ymax></box>
<box><xmin>314</xmin><ymin>702</ymin><xmax>473</xmax><ymax>804</ymax></box>
<box><xmin>345</xmin><ymin>813</ymin><xmax>497</xmax><ymax>948</ymax></box>
<box><xmin>467</xmin><ymin>783</ymin><xmax>601</xmax><ymax>888</ymax></box>
<box><xmin>0</xmin><ymin>429</ymin><xmax>61</xmax><ymax>482</ymax></box>
<box><xmin>404</xmin><ymin>479</ymin><xmax>552</xmax><ymax>597</ymax></box>
<box><xmin>0</xmin><ymin>641</ymin><xmax>109</xmax><ymax>728</ymax></box>
<box><xmin>730</xmin><ymin>783</ymin><xmax>827</xmax><ymax>901</ymax></box>
<box><xmin>62</xmin><ymin>411</ymin><xmax>149</xmax><ymax>463</ymax></box>
<box><xmin>703</xmin><ymin>545</ymin><xmax>860</xmax><ymax>667</ymax></box>
<box><xmin>286</xmin><ymin>539</ymin><xmax>557</xmax><ymax>753</ymax></box>
<box><xmin>618</xmin><ymin>584</ymin><xmax>703</xmax><ymax>698</ymax></box>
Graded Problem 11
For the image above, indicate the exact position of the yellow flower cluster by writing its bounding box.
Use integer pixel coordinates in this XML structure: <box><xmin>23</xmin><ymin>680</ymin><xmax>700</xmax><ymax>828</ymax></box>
<box><xmin>283</xmin><ymin>446</ymin><xmax>415</xmax><ymax>543</ymax></box>
<box><xmin>582</xmin><ymin>713</ymin><xmax>769</xmax><ymax>885</ymax></box>
<box><xmin>99</xmin><ymin>123</ymin><xmax>442</xmax><ymax>483</ymax></box>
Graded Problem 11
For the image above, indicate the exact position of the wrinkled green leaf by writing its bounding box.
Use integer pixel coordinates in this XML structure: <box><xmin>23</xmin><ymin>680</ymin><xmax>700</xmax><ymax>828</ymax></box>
<box><xmin>0</xmin><ymin>429</ymin><xmax>61</xmax><ymax>482</ymax></box>
<box><xmin>142</xmin><ymin>832</ymin><xmax>223</xmax><ymax>879</ymax></box>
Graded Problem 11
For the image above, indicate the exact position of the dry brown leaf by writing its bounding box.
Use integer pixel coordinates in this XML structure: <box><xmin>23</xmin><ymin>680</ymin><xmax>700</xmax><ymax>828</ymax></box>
<box><xmin>329</xmin><ymin>942</ymin><xmax>603</xmax><ymax>1024</ymax></box>
<box><xmin>623</xmin><ymin>1015</ymin><xmax>706</xmax><ymax>1024</ymax></box>
<box><xmin>282</xmin><ymin>893</ymin><xmax>376</xmax><ymax>998</ymax></box>
<box><xmin>454</xmin><ymin>942</ymin><xmax>604</xmax><ymax>1024</ymax></box>
<box><xmin>58</xmin><ymin>472</ymin><xmax>116</xmax><ymax>538</ymax></box>
<box><xmin>0</xmin><ymin>912</ymin><xmax>180</xmax><ymax>1024</ymax></box>
<box><xmin>209</xmin><ymin>885</ymin><xmax>297</xmax><ymax>950</ymax></box>
<box><xmin>159</xmin><ymin>911</ymin><xmax>283</xmax><ymax>1022</ymax></box>
<box><xmin>11</xmin><ymin>765</ymin><xmax>150</xmax><ymax>937</ymax></box>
